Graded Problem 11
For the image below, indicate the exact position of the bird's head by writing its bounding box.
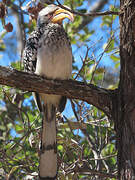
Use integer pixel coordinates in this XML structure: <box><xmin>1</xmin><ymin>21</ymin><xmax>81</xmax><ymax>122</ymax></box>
<box><xmin>37</xmin><ymin>4</ymin><xmax>74</xmax><ymax>27</ymax></box>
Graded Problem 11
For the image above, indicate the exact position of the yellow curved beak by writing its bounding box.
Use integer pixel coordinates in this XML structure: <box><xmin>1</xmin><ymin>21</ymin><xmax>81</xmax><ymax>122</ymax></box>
<box><xmin>51</xmin><ymin>6</ymin><xmax>74</xmax><ymax>24</ymax></box>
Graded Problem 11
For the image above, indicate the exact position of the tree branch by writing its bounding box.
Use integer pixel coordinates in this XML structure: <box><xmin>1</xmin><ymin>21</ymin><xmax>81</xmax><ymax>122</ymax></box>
<box><xmin>0</xmin><ymin>66</ymin><xmax>115</xmax><ymax>117</ymax></box>
<box><xmin>56</xmin><ymin>0</ymin><xmax>119</xmax><ymax>17</ymax></box>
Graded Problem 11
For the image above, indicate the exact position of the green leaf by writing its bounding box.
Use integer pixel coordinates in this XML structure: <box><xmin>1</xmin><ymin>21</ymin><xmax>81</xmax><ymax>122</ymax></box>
<box><xmin>110</xmin><ymin>55</ymin><xmax>120</xmax><ymax>62</ymax></box>
<box><xmin>15</xmin><ymin>124</ymin><xmax>24</xmax><ymax>134</ymax></box>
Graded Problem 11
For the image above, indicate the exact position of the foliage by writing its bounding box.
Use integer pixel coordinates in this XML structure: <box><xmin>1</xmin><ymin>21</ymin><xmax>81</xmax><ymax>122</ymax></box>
<box><xmin>0</xmin><ymin>0</ymin><xmax>119</xmax><ymax>179</ymax></box>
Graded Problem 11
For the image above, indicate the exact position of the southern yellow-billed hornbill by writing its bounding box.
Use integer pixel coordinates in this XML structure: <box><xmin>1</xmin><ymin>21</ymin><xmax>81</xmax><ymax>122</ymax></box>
<box><xmin>23</xmin><ymin>4</ymin><xmax>74</xmax><ymax>180</ymax></box>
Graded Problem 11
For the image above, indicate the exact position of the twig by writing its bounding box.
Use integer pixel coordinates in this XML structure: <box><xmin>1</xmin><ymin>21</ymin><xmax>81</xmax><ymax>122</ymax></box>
<box><xmin>65</xmin><ymin>161</ymin><xmax>117</xmax><ymax>178</ymax></box>
<box><xmin>74</xmin><ymin>46</ymin><xmax>90</xmax><ymax>80</ymax></box>
<box><xmin>56</xmin><ymin>0</ymin><xmax>119</xmax><ymax>17</ymax></box>
<box><xmin>90</xmin><ymin>33</ymin><xmax>115</xmax><ymax>83</ymax></box>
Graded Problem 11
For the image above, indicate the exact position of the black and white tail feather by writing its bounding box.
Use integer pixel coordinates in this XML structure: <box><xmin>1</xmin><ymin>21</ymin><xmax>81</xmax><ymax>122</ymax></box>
<box><xmin>39</xmin><ymin>103</ymin><xmax>57</xmax><ymax>179</ymax></box>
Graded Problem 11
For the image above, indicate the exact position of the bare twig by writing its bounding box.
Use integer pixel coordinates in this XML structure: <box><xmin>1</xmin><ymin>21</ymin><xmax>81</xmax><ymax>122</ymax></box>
<box><xmin>56</xmin><ymin>0</ymin><xmax>119</xmax><ymax>17</ymax></box>
<box><xmin>90</xmin><ymin>33</ymin><xmax>116</xmax><ymax>83</ymax></box>
<box><xmin>74</xmin><ymin>46</ymin><xmax>90</xmax><ymax>80</ymax></box>
<box><xmin>65</xmin><ymin>161</ymin><xmax>117</xmax><ymax>178</ymax></box>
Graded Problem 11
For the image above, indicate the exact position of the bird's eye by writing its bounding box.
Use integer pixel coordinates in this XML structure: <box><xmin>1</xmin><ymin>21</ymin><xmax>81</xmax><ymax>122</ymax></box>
<box><xmin>48</xmin><ymin>12</ymin><xmax>54</xmax><ymax>18</ymax></box>
<box><xmin>49</xmin><ymin>12</ymin><xmax>54</xmax><ymax>16</ymax></box>
<box><xmin>44</xmin><ymin>12</ymin><xmax>54</xmax><ymax>20</ymax></box>
<box><xmin>44</xmin><ymin>12</ymin><xmax>53</xmax><ymax>17</ymax></box>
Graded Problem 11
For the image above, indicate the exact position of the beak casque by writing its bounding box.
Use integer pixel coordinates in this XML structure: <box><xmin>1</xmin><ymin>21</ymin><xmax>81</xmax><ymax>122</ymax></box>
<box><xmin>51</xmin><ymin>6</ymin><xmax>74</xmax><ymax>24</ymax></box>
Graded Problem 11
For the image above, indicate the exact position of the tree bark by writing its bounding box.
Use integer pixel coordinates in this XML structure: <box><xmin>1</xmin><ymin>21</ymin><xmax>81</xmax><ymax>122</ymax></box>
<box><xmin>114</xmin><ymin>0</ymin><xmax>135</xmax><ymax>179</ymax></box>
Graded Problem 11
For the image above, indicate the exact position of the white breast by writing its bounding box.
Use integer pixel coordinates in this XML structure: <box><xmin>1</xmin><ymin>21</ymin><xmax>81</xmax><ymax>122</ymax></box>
<box><xmin>35</xmin><ymin>32</ymin><xmax>72</xmax><ymax>105</ymax></box>
<box><xmin>36</xmin><ymin>43</ymin><xmax>72</xmax><ymax>80</ymax></box>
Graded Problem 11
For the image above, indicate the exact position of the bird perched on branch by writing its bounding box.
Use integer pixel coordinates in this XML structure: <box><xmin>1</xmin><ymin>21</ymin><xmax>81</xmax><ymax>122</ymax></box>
<box><xmin>23</xmin><ymin>4</ymin><xmax>74</xmax><ymax>180</ymax></box>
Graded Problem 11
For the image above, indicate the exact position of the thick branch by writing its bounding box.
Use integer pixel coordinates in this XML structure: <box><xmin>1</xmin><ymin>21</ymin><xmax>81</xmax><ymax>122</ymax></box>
<box><xmin>0</xmin><ymin>66</ymin><xmax>115</xmax><ymax>117</ymax></box>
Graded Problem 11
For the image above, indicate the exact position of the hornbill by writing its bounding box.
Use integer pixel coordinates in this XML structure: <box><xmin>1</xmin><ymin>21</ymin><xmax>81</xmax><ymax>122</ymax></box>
<box><xmin>23</xmin><ymin>4</ymin><xmax>74</xmax><ymax>179</ymax></box>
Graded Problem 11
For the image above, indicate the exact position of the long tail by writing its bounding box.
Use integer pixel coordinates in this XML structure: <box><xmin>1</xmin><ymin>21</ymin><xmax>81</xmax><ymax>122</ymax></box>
<box><xmin>39</xmin><ymin>103</ymin><xmax>57</xmax><ymax>179</ymax></box>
